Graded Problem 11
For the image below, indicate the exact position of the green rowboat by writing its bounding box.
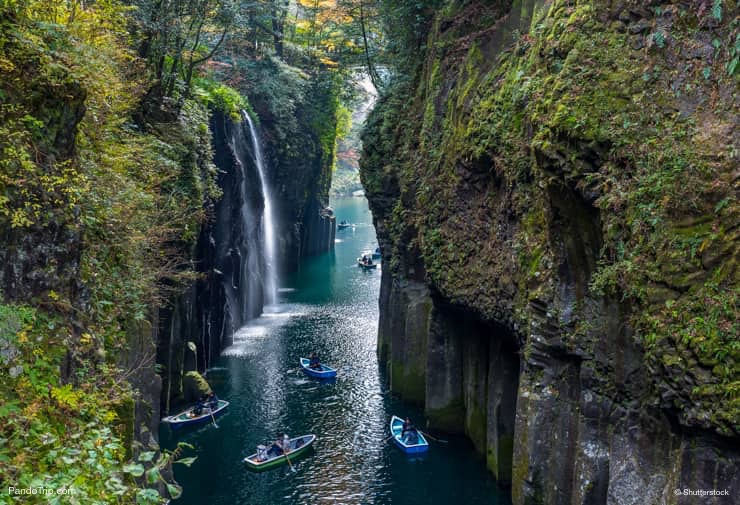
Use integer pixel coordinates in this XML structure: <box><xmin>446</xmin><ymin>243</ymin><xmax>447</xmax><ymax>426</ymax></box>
<box><xmin>243</xmin><ymin>434</ymin><xmax>316</xmax><ymax>471</ymax></box>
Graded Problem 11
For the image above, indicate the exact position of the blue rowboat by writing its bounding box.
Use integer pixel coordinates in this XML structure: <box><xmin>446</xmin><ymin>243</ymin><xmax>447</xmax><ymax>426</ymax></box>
<box><xmin>299</xmin><ymin>358</ymin><xmax>337</xmax><ymax>379</ymax></box>
<box><xmin>390</xmin><ymin>415</ymin><xmax>429</xmax><ymax>454</ymax></box>
<box><xmin>163</xmin><ymin>400</ymin><xmax>229</xmax><ymax>430</ymax></box>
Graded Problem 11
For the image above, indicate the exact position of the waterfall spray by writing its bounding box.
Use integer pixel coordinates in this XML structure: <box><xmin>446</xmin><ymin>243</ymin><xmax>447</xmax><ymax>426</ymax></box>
<box><xmin>242</xmin><ymin>110</ymin><xmax>278</xmax><ymax>305</ymax></box>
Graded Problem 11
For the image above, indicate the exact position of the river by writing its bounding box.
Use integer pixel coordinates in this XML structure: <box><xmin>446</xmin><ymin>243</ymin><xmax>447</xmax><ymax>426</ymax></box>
<box><xmin>163</xmin><ymin>197</ymin><xmax>511</xmax><ymax>505</ymax></box>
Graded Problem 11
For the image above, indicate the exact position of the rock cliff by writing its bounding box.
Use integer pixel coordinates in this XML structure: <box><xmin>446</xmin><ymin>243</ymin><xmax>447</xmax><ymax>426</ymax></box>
<box><xmin>361</xmin><ymin>1</ymin><xmax>739</xmax><ymax>503</ymax></box>
<box><xmin>156</xmin><ymin>110</ymin><xmax>271</xmax><ymax>410</ymax></box>
<box><xmin>158</xmin><ymin>63</ymin><xmax>342</xmax><ymax>410</ymax></box>
<box><xmin>238</xmin><ymin>59</ymin><xmax>339</xmax><ymax>272</ymax></box>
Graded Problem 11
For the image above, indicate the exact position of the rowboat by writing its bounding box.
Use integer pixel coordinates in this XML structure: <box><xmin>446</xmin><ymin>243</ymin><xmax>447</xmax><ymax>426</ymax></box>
<box><xmin>357</xmin><ymin>258</ymin><xmax>377</xmax><ymax>269</ymax></box>
<box><xmin>362</xmin><ymin>248</ymin><xmax>381</xmax><ymax>260</ymax></box>
<box><xmin>243</xmin><ymin>434</ymin><xmax>316</xmax><ymax>471</ymax></box>
<box><xmin>390</xmin><ymin>415</ymin><xmax>429</xmax><ymax>454</ymax></box>
<box><xmin>300</xmin><ymin>358</ymin><xmax>337</xmax><ymax>379</ymax></box>
<box><xmin>337</xmin><ymin>221</ymin><xmax>352</xmax><ymax>230</ymax></box>
<box><xmin>162</xmin><ymin>400</ymin><xmax>229</xmax><ymax>430</ymax></box>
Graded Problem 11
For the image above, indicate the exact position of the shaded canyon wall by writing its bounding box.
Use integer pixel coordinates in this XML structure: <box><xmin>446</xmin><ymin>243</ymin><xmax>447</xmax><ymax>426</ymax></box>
<box><xmin>156</xmin><ymin>111</ymin><xmax>270</xmax><ymax>410</ymax></box>
<box><xmin>158</xmin><ymin>79</ymin><xmax>339</xmax><ymax>409</ymax></box>
<box><xmin>361</xmin><ymin>1</ymin><xmax>739</xmax><ymax>504</ymax></box>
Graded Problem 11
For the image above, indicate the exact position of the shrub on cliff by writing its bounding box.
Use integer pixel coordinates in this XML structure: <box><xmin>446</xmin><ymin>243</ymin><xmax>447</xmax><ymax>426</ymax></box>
<box><xmin>0</xmin><ymin>1</ymin><xmax>221</xmax><ymax>502</ymax></box>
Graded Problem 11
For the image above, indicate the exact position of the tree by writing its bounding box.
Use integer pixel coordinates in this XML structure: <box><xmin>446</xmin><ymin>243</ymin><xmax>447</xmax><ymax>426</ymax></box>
<box><xmin>127</xmin><ymin>0</ymin><xmax>236</xmax><ymax>96</ymax></box>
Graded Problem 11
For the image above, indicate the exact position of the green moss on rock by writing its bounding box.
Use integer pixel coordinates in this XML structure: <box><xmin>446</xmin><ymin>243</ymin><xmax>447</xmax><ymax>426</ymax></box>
<box><xmin>182</xmin><ymin>370</ymin><xmax>212</xmax><ymax>405</ymax></box>
<box><xmin>392</xmin><ymin>359</ymin><xmax>426</xmax><ymax>405</ymax></box>
<box><xmin>362</xmin><ymin>0</ymin><xmax>740</xmax><ymax>440</ymax></box>
<box><xmin>426</xmin><ymin>398</ymin><xmax>466</xmax><ymax>431</ymax></box>
<box><xmin>114</xmin><ymin>393</ymin><xmax>136</xmax><ymax>460</ymax></box>
<box><xmin>466</xmin><ymin>403</ymin><xmax>487</xmax><ymax>454</ymax></box>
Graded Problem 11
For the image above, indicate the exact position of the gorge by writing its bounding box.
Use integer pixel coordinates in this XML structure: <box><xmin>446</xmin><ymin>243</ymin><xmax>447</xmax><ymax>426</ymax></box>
<box><xmin>0</xmin><ymin>0</ymin><xmax>737</xmax><ymax>504</ymax></box>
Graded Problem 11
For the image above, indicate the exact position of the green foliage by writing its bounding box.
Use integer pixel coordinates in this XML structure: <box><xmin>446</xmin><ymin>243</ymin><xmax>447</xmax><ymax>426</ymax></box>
<box><xmin>727</xmin><ymin>32</ymin><xmax>739</xmax><ymax>76</ymax></box>
<box><xmin>652</xmin><ymin>30</ymin><xmax>666</xmax><ymax>48</ymax></box>
<box><xmin>0</xmin><ymin>1</ymin><xmax>221</xmax><ymax>502</ymax></box>
<box><xmin>378</xmin><ymin>0</ymin><xmax>444</xmax><ymax>72</ymax></box>
<box><xmin>192</xmin><ymin>76</ymin><xmax>252</xmax><ymax>121</ymax></box>
<box><xmin>0</xmin><ymin>0</ymin><xmax>134</xmax><ymax>231</ymax></box>
<box><xmin>312</xmin><ymin>72</ymin><xmax>345</xmax><ymax>167</ymax></box>
<box><xmin>335</xmin><ymin>104</ymin><xmax>352</xmax><ymax>142</ymax></box>
<box><xmin>0</xmin><ymin>304</ymin><xmax>136</xmax><ymax>503</ymax></box>
<box><xmin>223</xmin><ymin>56</ymin><xmax>347</xmax><ymax>201</ymax></box>
<box><xmin>643</xmin><ymin>281</ymin><xmax>739</xmax><ymax>429</ymax></box>
<box><xmin>712</xmin><ymin>0</ymin><xmax>723</xmax><ymax>21</ymax></box>
<box><xmin>128</xmin><ymin>0</ymin><xmax>236</xmax><ymax>97</ymax></box>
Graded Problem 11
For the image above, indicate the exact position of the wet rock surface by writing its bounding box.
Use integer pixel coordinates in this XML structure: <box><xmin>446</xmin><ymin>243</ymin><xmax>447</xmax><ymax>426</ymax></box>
<box><xmin>158</xmin><ymin>101</ymin><xmax>338</xmax><ymax>411</ymax></box>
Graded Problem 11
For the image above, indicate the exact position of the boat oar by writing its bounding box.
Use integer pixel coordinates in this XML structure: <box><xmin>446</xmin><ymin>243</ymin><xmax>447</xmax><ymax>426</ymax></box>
<box><xmin>284</xmin><ymin>448</ymin><xmax>296</xmax><ymax>473</ymax></box>
<box><xmin>209</xmin><ymin>405</ymin><xmax>219</xmax><ymax>429</ymax></box>
<box><xmin>420</xmin><ymin>430</ymin><xmax>447</xmax><ymax>443</ymax></box>
<box><xmin>382</xmin><ymin>434</ymin><xmax>395</xmax><ymax>443</ymax></box>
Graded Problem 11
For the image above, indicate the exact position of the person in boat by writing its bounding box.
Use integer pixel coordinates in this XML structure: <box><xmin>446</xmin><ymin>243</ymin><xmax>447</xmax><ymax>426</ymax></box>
<box><xmin>309</xmin><ymin>353</ymin><xmax>321</xmax><ymax>369</ymax></box>
<box><xmin>256</xmin><ymin>444</ymin><xmax>269</xmax><ymax>462</ymax></box>
<box><xmin>401</xmin><ymin>417</ymin><xmax>418</xmax><ymax>444</ymax></box>
<box><xmin>269</xmin><ymin>435</ymin><xmax>285</xmax><ymax>457</ymax></box>
<box><xmin>207</xmin><ymin>391</ymin><xmax>219</xmax><ymax>410</ymax></box>
<box><xmin>191</xmin><ymin>396</ymin><xmax>206</xmax><ymax>417</ymax></box>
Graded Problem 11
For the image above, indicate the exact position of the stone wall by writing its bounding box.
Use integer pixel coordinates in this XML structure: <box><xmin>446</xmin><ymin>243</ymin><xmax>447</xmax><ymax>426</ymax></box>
<box><xmin>361</xmin><ymin>1</ymin><xmax>740</xmax><ymax>503</ymax></box>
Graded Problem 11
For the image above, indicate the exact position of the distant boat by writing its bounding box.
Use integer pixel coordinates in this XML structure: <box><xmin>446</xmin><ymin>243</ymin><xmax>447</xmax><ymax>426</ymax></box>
<box><xmin>337</xmin><ymin>220</ymin><xmax>352</xmax><ymax>230</ymax></box>
<box><xmin>362</xmin><ymin>248</ymin><xmax>381</xmax><ymax>260</ymax></box>
<box><xmin>357</xmin><ymin>257</ymin><xmax>377</xmax><ymax>269</ymax></box>
<box><xmin>389</xmin><ymin>415</ymin><xmax>429</xmax><ymax>454</ymax></box>
<box><xmin>162</xmin><ymin>400</ymin><xmax>229</xmax><ymax>430</ymax></box>
<box><xmin>299</xmin><ymin>357</ymin><xmax>338</xmax><ymax>379</ymax></box>
<box><xmin>243</xmin><ymin>434</ymin><xmax>316</xmax><ymax>471</ymax></box>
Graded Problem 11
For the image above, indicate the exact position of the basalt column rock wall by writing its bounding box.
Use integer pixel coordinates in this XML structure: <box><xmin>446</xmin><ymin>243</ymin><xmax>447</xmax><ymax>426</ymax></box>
<box><xmin>361</xmin><ymin>1</ymin><xmax>739</xmax><ymax>504</ymax></box>
<box><xmin>158</xmin><ymin>89</ymin><xmax>341</xmax><ymax>409</ymax></box>
<box><xmin>157</xmin><ymin>110</ymin><xmax>268</xmax><ymax>410</ymax></box>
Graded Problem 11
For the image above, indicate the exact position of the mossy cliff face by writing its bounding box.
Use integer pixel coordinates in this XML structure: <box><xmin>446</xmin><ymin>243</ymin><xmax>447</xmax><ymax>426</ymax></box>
<box><xmin>361</xmin><ymin>1</ymin><xmax>739</xmax><ymax>503</ymax></box>
<box><xmin>0</xmin><ymin>5</ymin><xmax>220</xmax><ymax>498</ymax></box>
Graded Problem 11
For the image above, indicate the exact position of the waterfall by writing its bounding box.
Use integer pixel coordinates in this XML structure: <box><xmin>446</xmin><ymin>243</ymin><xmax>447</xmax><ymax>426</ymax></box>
<box><xmin>242</xmin><ymin>110</ymin><xmax>278</xmax><ymax>305</ymax></box>
<box><xmin>227</xmin><ymin>123</ymin><xmax>261</xmax><ymax>323</ymax></box>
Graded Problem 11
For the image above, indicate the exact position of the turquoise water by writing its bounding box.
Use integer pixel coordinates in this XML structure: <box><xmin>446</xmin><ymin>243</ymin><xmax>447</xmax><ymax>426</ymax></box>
<box><xmin>163</xmin><ymin>197</ymin><xmax>511</xmax><ymax>505</ymax></box>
